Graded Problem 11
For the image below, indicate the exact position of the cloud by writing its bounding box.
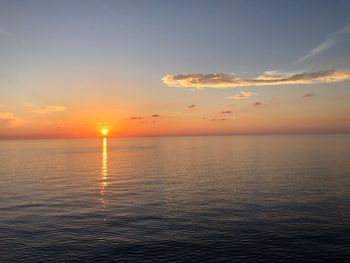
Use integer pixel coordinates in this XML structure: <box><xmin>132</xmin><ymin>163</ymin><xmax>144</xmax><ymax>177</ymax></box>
<box><xmin>162</xmin><ymin>70</ymin><xmax>350</xmax><ymax>89</ymax></box>
<box><xmin>0</xmin><ymin>112</ymin><xmax>28</xmax><ymax>128</ymax></box>
<box><xmin>152</xmin><ymin>114</ymin><xmax>160</xmax><ymax>117</ymax></box>
<box><xmin>222</xmin><ymin>110</ymin><xmax>232</xmax><ymax>114</ymax></box>
<box><xmin>188</xmin><ymin>104</ymin><xmax>195</xmax><ymax>108</ymax></box>
<box><xmin>298</xmin><ymin>22</ymin><xmax>350</xmax><ymax>63</ymax></box>
<box><xmin>211</xmin><ymin>118</ymin><xmax>226</xmax><ymax>121</ymax></box>
<box><xmin>226</xmin><ymin>91</ymin><xmax>256</xmax><ymax>99</ymax></box>
<box><xmin>253</xmin><ymin>102</ymin><xmax>262</xmax><ymax>106</ymax></box>
<box><xmin>30</xmin><ymin>105</ymin><xmax>66</xmax><ymax>114</ymax></box>
<box><xmin>129</xmin><ymin>116</ymin><xmax>144</xmax><ymax>120</ymax></box>
<box><xmin>0</xmin><ymin>27</ymin><xmax>11</xmax><ymax>35</ymax></box>
<box><xmin>303</xmin><ymin>92</ymin><xmax>316</xmax><ymax>98</ymax></box>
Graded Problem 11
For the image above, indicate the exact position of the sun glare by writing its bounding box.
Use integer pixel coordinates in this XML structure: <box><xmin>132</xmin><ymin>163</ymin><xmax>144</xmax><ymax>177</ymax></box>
<box><xmin>101</xmin><ymin>128</ymin><xmax>108</xmax><ymax>136</ymax></box>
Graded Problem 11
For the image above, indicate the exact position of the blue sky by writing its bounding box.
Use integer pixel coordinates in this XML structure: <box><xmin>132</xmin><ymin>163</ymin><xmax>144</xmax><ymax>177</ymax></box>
<box><xmin>1</xmin><ymin>0</ymin><xmax>350</xmax><ymax>72</ymax></box>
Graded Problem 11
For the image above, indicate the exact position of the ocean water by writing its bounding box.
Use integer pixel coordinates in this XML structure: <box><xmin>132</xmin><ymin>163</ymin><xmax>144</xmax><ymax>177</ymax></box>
<box><xmin>0</xmin><ymin>135</ymin><xmax>349</xmax><ymax>262</ymax></box>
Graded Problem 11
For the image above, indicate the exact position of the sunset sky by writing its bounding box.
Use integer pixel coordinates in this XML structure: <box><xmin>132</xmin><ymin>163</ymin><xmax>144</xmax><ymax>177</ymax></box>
<box><xmin>1</xmin><ymin>0</ymin><xmax>350</xmax><ymax>138</ymax></box>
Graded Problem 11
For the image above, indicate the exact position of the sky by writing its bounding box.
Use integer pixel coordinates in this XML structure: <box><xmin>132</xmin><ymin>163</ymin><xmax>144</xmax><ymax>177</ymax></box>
<box><xmin>1</xmin><ymin>0</ymin><xmax>350</xmax><ymax>138</ymax></box>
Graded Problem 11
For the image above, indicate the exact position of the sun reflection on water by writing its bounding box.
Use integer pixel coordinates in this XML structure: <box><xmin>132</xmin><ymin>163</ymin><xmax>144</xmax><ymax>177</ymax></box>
<box><xmin>100</xmin><ymin>137</ymin><xmax>108</xmax><ymax>210</ymax></box>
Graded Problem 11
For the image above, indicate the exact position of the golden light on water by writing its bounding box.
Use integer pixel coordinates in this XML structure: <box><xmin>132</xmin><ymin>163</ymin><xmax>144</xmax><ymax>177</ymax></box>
<box><xmin>102</xmin><ymin>138</ymin><xmax>108</xmax><ymax>179</ymax></box>
<box><xmin>100</xmin><ymin>137</ymin><xmax>108</xmax><ymax>210</ymax></box>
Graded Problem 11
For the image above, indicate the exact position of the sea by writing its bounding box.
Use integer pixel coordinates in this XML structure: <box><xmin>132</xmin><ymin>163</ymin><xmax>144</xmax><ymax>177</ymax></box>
<box><xmin>0</xmin><ymin>135</ymin><xmax>349</xmax><ymax>262</ymax></box>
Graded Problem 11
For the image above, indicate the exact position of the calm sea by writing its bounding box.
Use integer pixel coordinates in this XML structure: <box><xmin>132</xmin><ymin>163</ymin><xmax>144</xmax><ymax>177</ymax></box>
<box><xmin>0</xmin><ymin>135</ymin><xmax>349</xmax><ymax>262</ymax></box>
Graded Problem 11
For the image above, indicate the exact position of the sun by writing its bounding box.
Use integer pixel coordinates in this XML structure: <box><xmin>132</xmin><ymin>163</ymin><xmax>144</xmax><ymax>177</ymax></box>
<box><xmin>101</xmin><ymin>128</ymin><xmax>108</xmax><ymax>136</ymax></box>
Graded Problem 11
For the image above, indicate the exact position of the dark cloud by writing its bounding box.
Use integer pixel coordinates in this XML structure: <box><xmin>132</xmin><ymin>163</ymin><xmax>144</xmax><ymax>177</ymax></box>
<box><xmin>303</xmin><ymin>92</ymin><xmax>316</xmax><ymax>98</ymax></box>
<box><xmin>152</xmin><ymin>114</ymin><xmax>160</xmax><ymax>117</ymax></box>
<box><xmin>253</xmin><ymin>102</ymin><xmax>262</xmax><ymax>106</ymax></box>
<box><xmin>129</xmin><ymin>117</ymin><xmax>144</xmax><ymax>120</ymax></box>
<box><xmin>188</xmin><ymin>105</ymin><xmax>195</xmax><ymax>108</ymax></box>
<box><xmin>222</xmin><ymin>110</ymin><xmax>232</xmax><ymax>114</ymax></box>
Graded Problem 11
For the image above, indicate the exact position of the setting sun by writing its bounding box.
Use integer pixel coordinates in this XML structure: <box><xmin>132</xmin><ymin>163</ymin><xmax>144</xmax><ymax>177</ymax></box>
<box><xmin>101</xmin><ymin>128</ymin><xmax>108</xmax><ymax>136</ymax></box>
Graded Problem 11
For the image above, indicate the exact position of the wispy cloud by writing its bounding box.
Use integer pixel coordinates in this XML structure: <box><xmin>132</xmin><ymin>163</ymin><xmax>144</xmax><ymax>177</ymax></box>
<box><xmin>30</xmin><ymin>105</ymin><xmax>67</xmax><ymax>114</ymax></box>
<box><xmin>297</xmin><ymin>22</ymin><xmax>350</xmax><ymax>63</ymax></box>
<box><xmin>0</xmin><ymin>112</ymin><xmax>28</xmax><ymax>128</ymax></box>
<box><xmin>226</xmin><ymin>91</ymin><xmax>256</xmax><ymax>99</ymax></box>
<box><xmin>162</xmin><ymin>70</ymin><xmax>350</xmax><ymax>89</ymax></box>
<box><xmin>303</xmin><ymin>92</ymin><xmax>316</xmax><ymax>98</ymax></box>
<box><xmin>0</xmin><ymin>27</ymin><xmax>11</xmax><ymax>36</ymax></box>
<box><xmin>211</xmin><ymin>118</ymin><xmax>226</xmax><ymax>121</ymax></box>
<box><xmin>222</xmin><ymin>110</ymin><xmax>232</xmax><ymax>114</ymax></box>
<box><xmin>188</xmin><ymin>104</ymin><xmax>195</xmax><ymax>108</ymax></box>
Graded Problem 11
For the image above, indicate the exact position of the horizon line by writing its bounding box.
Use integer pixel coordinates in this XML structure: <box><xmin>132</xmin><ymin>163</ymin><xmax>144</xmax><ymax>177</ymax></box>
<box><xmin>1</xmin><ymin>131</ymin><xmax>349</xmax><ymax>140</ymax></box>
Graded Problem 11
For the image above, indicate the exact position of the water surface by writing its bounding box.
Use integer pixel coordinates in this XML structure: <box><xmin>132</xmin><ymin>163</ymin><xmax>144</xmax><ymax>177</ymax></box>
<box><xmin>0</xmin><ymin>135</ymin><xmax>349</xmax><ymax>262</ymax></box>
